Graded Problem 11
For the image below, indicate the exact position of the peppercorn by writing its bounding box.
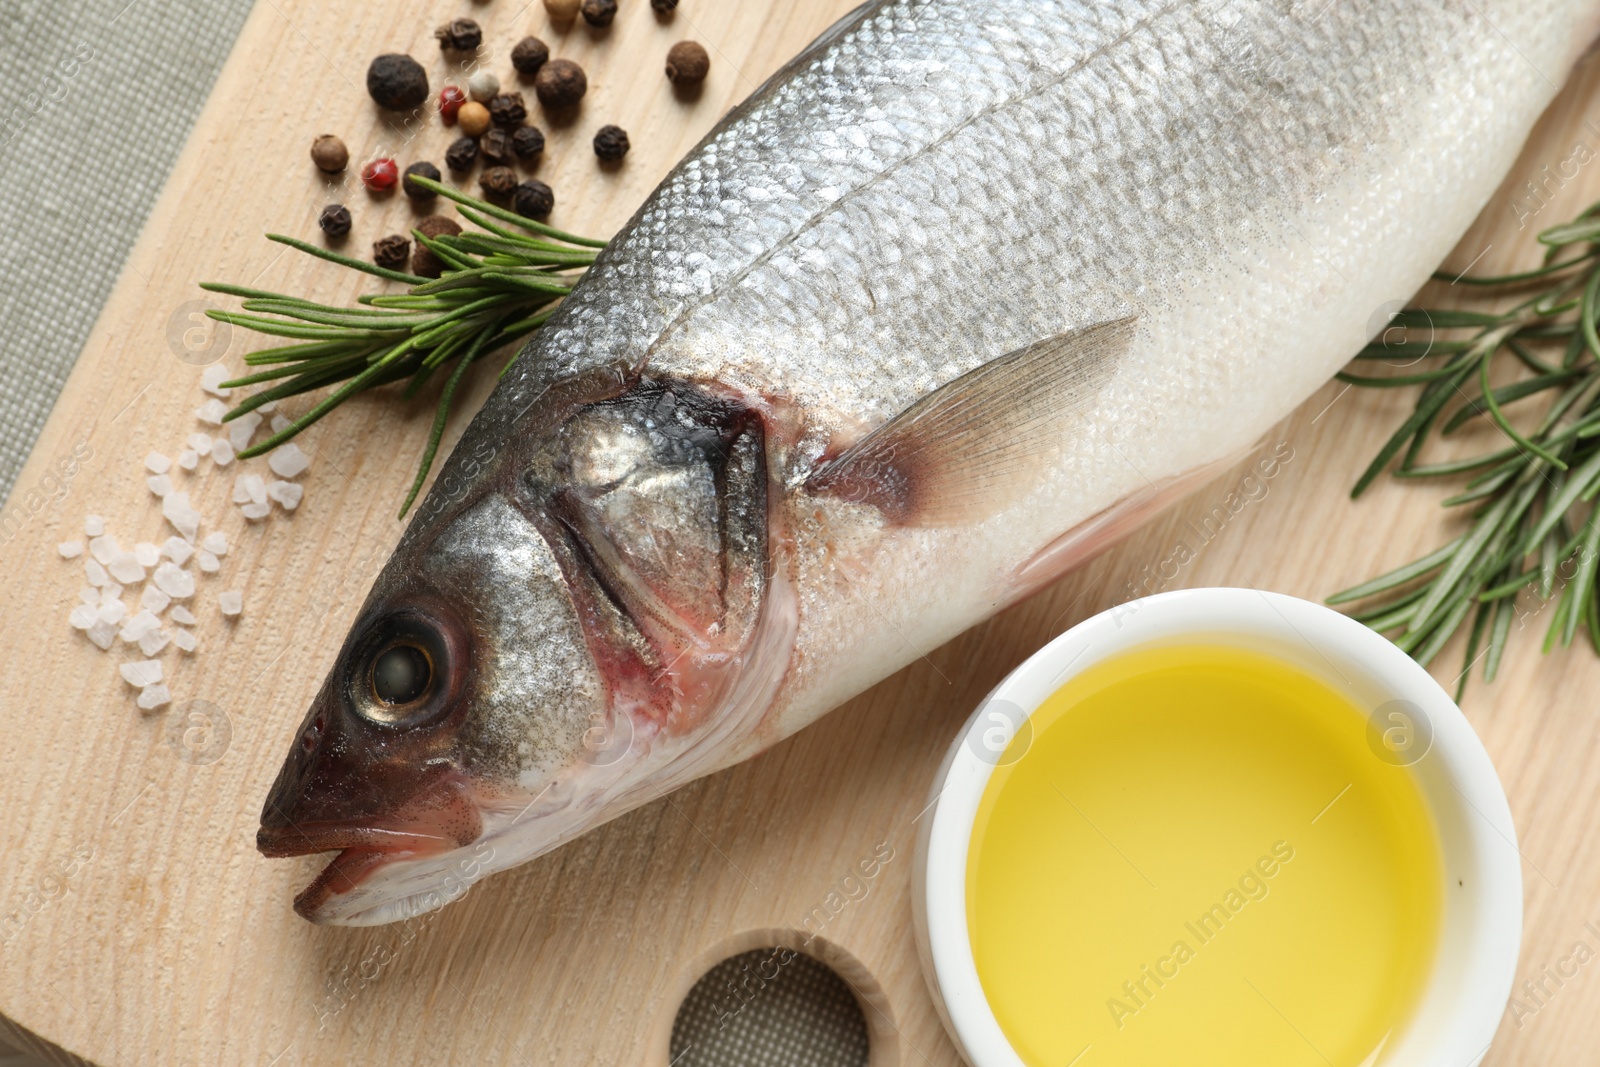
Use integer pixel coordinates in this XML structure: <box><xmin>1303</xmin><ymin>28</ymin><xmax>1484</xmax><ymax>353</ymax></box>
<box><xmin>366</xmin><ymin>54</ymin><xmax>429</xmax><ymax>110</ymax></box>
<box><xmin>318</xmin><ymin>204</ymin><xmax>352</xmax><ymax>237</ymax></box>
<box><xmin>593</xmin><ymin>125</ymin><xmax>630</xmax><ymax>162</ymax></box>
<box><xmin>582</xmin><ymin>0</ymin><xmax>617</xmax><ymax>26</ymax></box>
<box><xmin>403</xmin><ymin>161</ymin><xmax>441</xmax><ymax>199</ymax></box>
<box><xmin>361</xmin><ymin>157</ymin><xmax>400</xmax><ymax>193</ymax></box>
<box><xmin>488</xmin><ymin>92</ymin><xmax>528</xmax><ymax>128</ymax></box>
<box><xmin>665</xmin><ymin>40</ymin><xmax>709</xmax><ymax>85</ymax></box>
<box><xmin>480</xmin><ymin>165</ymin><xmax>518</xmax><ymax>200</ymax></box>
<box><xmin>511</xmin><ymin>125</ymin><xmax>545</xmax><ymax>162</ymax></box>
<box><xmin>534</xmin><ymin>60</ymin><xmax>587</xmax><ymax>109</ymax></box>
<box><xmin>372</xmin><ymin>234</ymin><xmax>411</xmax><ymax>270</ymax></box>
<box><xmin>411</xmin><ymin>215</ymin><xmax>463</xmax><ymax>278</ymax></box>
<box><xmin>544</xmin><ymin>0</ymin><xmax>581</xmax><ymax>21</ymax></box>
<box><xmin>514</xmin><ymin>179</ymin><xmax>555</xmax><ymax>219</ymax></box>
<box><xmin>444</xmin><ymin>135</ymin><xmax>479</xmax><ymax>171</ymax></box>
<box><xmin>458</xmin><ymin>100</ymin><xmax>492</xmax><ymax>137</ymax></box>
<box><xmin>651</xmin><ymin>0</ymin><xmax>677</xmax><ymax>11</ymax></box>
<box><xmin>438</xmin><ymin>85</ymin><xmax>467</xmax><ymax>123</ymax></box>
<box><xmin>310</xmin><ymin>134</ymin><xmax>349</xmax><ymax>173</ymax></box>
<box><xmin>481</xmin><ymin>128</ymin><xmax>514</xmax><ymax>165</ymax></box>
<box><xmin>511</xmin><ymin>37</ymin><xmax>550</xmax><ymax>77</ymax></box>
<box><xmin>434</xmin><ymin>17</ymin><xmax>482</xmax><ymax>52</ymax></box>
<box><xmin>467</xmin><ymin>70</ymin><xmax>500</xmax><ymax>103</ymax></box>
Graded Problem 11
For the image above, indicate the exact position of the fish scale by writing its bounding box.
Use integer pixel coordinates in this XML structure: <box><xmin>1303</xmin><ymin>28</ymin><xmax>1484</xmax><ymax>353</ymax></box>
<box><xmin>261</xmin><ymin>0</ymin><xmax>1600</xmax><ymax>925</ymax></box>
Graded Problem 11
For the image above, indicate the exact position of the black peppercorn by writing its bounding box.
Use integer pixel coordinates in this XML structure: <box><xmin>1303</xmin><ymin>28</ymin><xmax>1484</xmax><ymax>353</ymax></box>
<box><xmin>582</xmin><ymin>0</ymin><xmax>617</xmax><ymax>26</ymax></box>
<box><xmin>412</xmin><ymin>215</ymin><xmax>462</xmax><ymax>278</ymax></box>
<box><xmin>514</xmin><ymin>179</ymin><xmax>555</xmax><ymax>219</ymax></box>
<box><xmin>318</xmin><ymin>204</ymin><xmax>352</xmax><ymax>238</ymax></box>
<box><xmin>593</xmin><ymin>125</ymin><xmax>630</xmax><ymax>162</ymax></box>
<box><xmin>511</xmin><ymin>125</ymin><xmax>545</xmax><ymax>162</ymax></box>
<box><xmin>487</xmin><ymin>92</ymin><xmax>528</xmax><ymax>128</ymax></box>
<box><xmin>366</xmin><ymin>54</ymin><xmax>429</xmax><ymax>110</ymax></box>
<box><xmin>480</xmin><ymin>165</ymin><xmax>518</xmax><ymax>200</ymax></box>
<box><xmin>651</xmin><ymin>0</ymin><xmax>677</xmax><ymax>10</ymax></box>
<box><xmin>481</xmin><ymin>128</ymin><xmax>514</xmax><ymax>166</ymax></box>
<box><xmin>511</xmin><ymin>36</ymin><xmax>550</xmax><ymax>76</ymax></box>
<box><xmin>534</xmin><ymin>60</ymin><xmax>587</xmax><ymax>109</ymax></box>
<box><xmin>444</xmin><ymin>136</ymin><xmax>479</xmax><ymax>172</ymax></box>
<box><xmin>403</xmin><ymin>161</ymin><xmax>441</xmax><ymax>199</ymax></box>
<box><xmin>372</xmin><ymin>234</ymin><xmax>411</xmax><ymax>270</ymax></box>
<box><xmin>434</xmin><ymin>18</ymin><xmax>482</xmax><ymax>52</ymax></box>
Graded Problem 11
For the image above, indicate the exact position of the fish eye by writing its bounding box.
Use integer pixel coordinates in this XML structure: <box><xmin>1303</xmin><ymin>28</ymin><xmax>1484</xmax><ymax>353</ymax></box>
<box><xmin>371</xmin><ymin>642</ymin><xmax>432</xmax><ymax>706</ymax></box>
<box><xmin>351</xmin><ymin>613</ymin><xmax>453</xmax><ymax>726</ymax></box>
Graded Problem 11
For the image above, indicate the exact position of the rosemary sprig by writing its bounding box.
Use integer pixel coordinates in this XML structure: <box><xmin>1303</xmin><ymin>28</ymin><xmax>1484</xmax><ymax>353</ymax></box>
<box><xmin>1332</xmin><ymin>196</ymin><xmax>1600</xmax><ymax>695</ymax></box>
<box><xmin>202</xmin><ymin>176</ymin><xmax>607</xmax><ymax>517</ymax></box>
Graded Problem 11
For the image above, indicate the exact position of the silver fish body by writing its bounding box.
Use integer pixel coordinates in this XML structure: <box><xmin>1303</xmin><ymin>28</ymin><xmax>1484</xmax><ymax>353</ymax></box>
<box><xmin>260</xmin><ymin>0</ymin><xmax>1600</xmax><ymax>924</ymax></box>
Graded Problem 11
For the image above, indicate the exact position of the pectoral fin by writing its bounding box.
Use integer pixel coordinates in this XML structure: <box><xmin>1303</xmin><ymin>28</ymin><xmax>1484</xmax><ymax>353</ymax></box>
<box><xmin>804</xmin><ymin>316</ymin><xmax>1136</xmax><ymax>526</ymax></box>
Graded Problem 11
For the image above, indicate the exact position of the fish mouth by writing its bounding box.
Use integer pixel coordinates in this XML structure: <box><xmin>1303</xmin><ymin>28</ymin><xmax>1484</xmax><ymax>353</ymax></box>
<box><xmin>257</xmin><ymin>823</ymin><xmax>460</xmax><ymax>920</ymax></box>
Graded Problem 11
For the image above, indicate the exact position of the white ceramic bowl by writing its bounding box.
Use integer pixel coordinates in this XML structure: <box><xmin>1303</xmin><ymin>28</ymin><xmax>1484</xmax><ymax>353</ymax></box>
<box><xmin>913</xmin><ymin>587</ymin><xmax>1521</xmax><ymax>1067</ymax></box>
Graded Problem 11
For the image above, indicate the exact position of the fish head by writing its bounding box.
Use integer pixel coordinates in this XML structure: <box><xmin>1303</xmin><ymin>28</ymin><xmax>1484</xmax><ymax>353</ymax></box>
<box><xmin>258</xmin><ymin>374</ymin><xmax>795</xmax><ymax>925</ymax></box>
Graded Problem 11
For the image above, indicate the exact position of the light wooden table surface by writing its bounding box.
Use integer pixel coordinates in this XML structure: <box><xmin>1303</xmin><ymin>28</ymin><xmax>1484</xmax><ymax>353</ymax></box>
<box><xmin>4</xmin><ymin>1</ymin><xmax>1600</xmax><ymax>1065</ymax></box>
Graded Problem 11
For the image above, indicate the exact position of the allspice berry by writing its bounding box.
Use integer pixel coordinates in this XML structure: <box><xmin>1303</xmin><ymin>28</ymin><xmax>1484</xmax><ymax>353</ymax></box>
<box><xmin>665</xmin><ymin>41</ymin><xmax>709</xmax><ymax>85</ymax></box>
<box><xmin>593</xmin><ymin>124</ymin><xmax>629</xmax><ymax>161</ymax></box>
<box><xmin>481</xmin><ymin>128</ymin><xmax>515</xmax><ymax>166</ymax></box>
<box><xmin>511</xmin><ymin>36</ymin><xmax>550</xmax><ymax>76</ymax></box>
<box><xmin>373</xmin><ymin>234</ymin><xmax>411</xmax><ymax>270</ymax></box>
<box><xmin>445</xmin><ymin>135</ymin><xmax>479</xmax><ymax>171</ymax></box>
<box><xmin>488</xmin><ymin>92</ymin><xmax>528</xmax><ymax>128</ymax></box>
<box><xmin>534</xmin><ymin>60</ymin><xmax>587</xmax><ymax>109</ymax></box>
<box><xmin>435</xmin><ymin>17</ymin><xmax>482</xmax><ymax>52</ymax></box>
<box><xmin>511</xmin><ymin>125</ymin><xmax>545</xmax><ymax>162</ymax></box>
<box><xmin>412</xmin><ymin>215</ymin><xmax>463</xmax><ymax>278</ymax></box>
<box><xmin>310</xmin><ymin>134</ymin><xmax>349</xmax><ymax>173</ymax></box>
<box><xmin>480</xmin><ymin>165</ymin><xmax>518</xmax><ymax>200</ymax></box>
<box><xmin>318</xmin><ymin>204</ymin><xmax>352</xmax><ymax>237</ymax></box>
<box><xmin>403</xmin><ymin>161</ymin><xmax>441</xmax><ymax>199</ymax></box>
<box><xmin>458</xmin><ymin>100</ymin><xmax>492</xmax><ymax>137</ymax></box>
<box><xmin>582</xmin><ymin>0</ymin><xmax>617</xmax><ymax>26</ymax></box>
<box><xmin>366</xmin><ymin>54</ymin><xmax>429</xmax><ymax>110</ymax></box>
<box><xmin>651</xmin><ymin>0</ymin><xmax>678</xmax><ymax>10</ymax></box>
<box><xmin>544</xmin><ymin>0</ymin><xmax>582</xmax><ymax>21</ymax></box>
<box><xmin>514</xmin><ymin>179</ymin><xmax>555</xmax><ymax>219</ymax></box>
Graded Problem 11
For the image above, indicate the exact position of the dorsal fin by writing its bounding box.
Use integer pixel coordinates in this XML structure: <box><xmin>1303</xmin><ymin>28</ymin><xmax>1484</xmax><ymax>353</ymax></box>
<box><xmin>804</xmin><ymin>316</ymin><xmax>1136</xmax><ymax>526</ymax></box>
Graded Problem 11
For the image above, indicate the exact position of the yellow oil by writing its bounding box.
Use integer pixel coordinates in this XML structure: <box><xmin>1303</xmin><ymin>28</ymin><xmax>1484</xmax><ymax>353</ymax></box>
<box><xmin>966</xmin><ymin>643</ymin><xmax>1442</xmax><ymax>1067</ymax></box>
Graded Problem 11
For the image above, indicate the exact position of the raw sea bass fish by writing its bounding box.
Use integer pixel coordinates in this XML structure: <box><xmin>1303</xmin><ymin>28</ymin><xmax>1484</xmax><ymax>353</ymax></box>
<box><xmin>260</xmin><ymin>0</ymin><xmax>1600</xmax><ymax>924</ymax></box>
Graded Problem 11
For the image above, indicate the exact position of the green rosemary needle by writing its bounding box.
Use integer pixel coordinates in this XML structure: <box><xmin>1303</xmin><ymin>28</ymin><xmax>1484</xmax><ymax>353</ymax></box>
<box><xmin>1332</xmin><ymin>196</ymin><xmax>1600</xmax><ymax>695</ymax></box>
<box><xmin>201</xmin><ymin>176</ymin><xmax>606</xmax><ymax>517</ymax></box>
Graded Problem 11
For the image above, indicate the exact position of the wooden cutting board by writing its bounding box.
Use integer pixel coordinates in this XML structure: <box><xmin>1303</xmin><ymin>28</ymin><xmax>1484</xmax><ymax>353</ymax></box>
<box><xmin>6</xmin><ymin>2</ymin><xmax>1600</xmax><ymax>1064</ymax></box>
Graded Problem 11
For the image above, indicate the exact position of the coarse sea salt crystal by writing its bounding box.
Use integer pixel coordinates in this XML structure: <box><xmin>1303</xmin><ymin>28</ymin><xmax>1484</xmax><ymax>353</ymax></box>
<box><xmin>201</xmin><ymin>531</ymin><xmax>228</xmax><ymax>556</ymax></box>
<box><xmin>119</xmin><ymin>660</ymin><xmax>163</xmax><ymax>688</ymax></box>
<box><xmin>78</xmin><ymin>586</ymin><xmax>99</xmax><ymax>606</ymax></box>
<box><xmin>153</xmin><ymin>561</ymin><xmax>196</xmax><ymax>598</ymax></box>
<box><xmin>58</xmin><ymin>541</ymin><xmax>83</xmax><ymax>558</ymax></box>
<box><xmin>97</xmin><ymin>601</ymin><xmax>127</xmax><ymax>627</ymax></box>
<box><xmin>86</xmin><ymin>618</ymin><xmax>116</xmax><ymax>650</ymax></box>
<box><xmin>231</xmin><ymin>475</ymin><xmax>265</xmax><ymax>506</ymax></box>
<box><xmin>201</xmin><ymin>364</ymin><xmax>233</xmax><ymax>397</ymax></box>
<box><xmin>99</xmin><ymin>583</ymin><xmax>123</xmax><ymax>605</ymax></box>
<box><xmin>107</xmin><ymin>552</ymin><xmax>145</xmax><ymax>585</ymax></box>
<box><xmin>119</xmin><ymin>609</ymin><xmax>159</xmax><ymax>642</ymax></box>
<box><xmin>138</xmin><ymin>628</ymin><xmax>170</xmax><ymax>656</ymax></box>
<box><xmin>134</xmin><ymin>542</ymin><xmax>160</xmax><ymax>568</ymax></box>
<box><xmin>140</xmin><ymin>585</ymin><xmax>170</xmax><ymax>614</ymax></box>
<box><xmin>240</xmin><ymin>502</ymin><xmax>270</xmax><ymax>521</ymax></box>
<box><xmin>187</xmin><ymin>432</ymin><xmax>212</xmax><ymax>453</ymax></box>
<box><xmin>145</xmin><ymin>451</ymin><xmax>171</xmax><ymax>474</ymax></box>
<box><xmin>218</xmin><ymin>590</ymin><xmax>243</xmax><ymax>616</ymax></box>
<box><xmin>170</xmin><ymin>605</ymin><xmax>196</xmax><ymax>626</ymax></box>
<box><xmin>196</xmin><ymin>399</ymin><xmax>228</xmax><ymax>425</ymax></box>
<box><xmin>228</xmin><ymin>411</ymin><xmax>262</xmax><ymax>453</ymax></box>
<box><xmin>84</xmin><ymin>558</ymin><xmax>109</xmax><ymax>586</ymax></box>
<box><xmin>162</xmin><ymin>492</ymin><xmax>201</xmax><ymax>542</ymax></box>
<box><xmin>267</xmin><ymin>481</ymin><xmax>303</xmax><ymax>511</ymax></box>
<box><xmin>197</xmin><ymin>550</ymin><xmax>221</xmax><ymax>572</ymax></box>
<box><xmin>259</xmin><ymin>400</ymin><xmax>277</xmax><ymax>414</ymax></box>
<box><xmin>172</xmin><ymin>628</ymin><xmax>197</xmax><ymax>653</ymax></box>
<box><xmin>83</xmin><ymin>515</ymin><xmax>104</xmax><ymax>536</ymax></box>
<box><xmin>268</xmin><ymin>443</ymin><xmax>310</xmax><ymax>478</ymax></box>
<box><xmin>137</xmin><ymin>684</ymin><xmax>171</xmax><ymax>711</ymax></box>
<box><xmin>161</xmin><ymin>536</ymin><xmax>194</xmax><ymax>565</ymax></box>
<box><xmin>211</xmin><ymin>439</ymin><xmax>235</xmax><ymax>466</ymax></box>
<box><xmin>269</xmin><ymin>414</ymin><xmax>292</xmax><ymax>436</ymax></box>
<box><xmin>69</xmin><ymin>604</ymin><xmax>96</xmax><ymax>630</ymax></box>
<box><xmin>147</xmin><ymin>474</ymin><xmax>171</xmax><ymax>497</ymax></box>
<box><xmin>89</xmin><ymin>535</ymin><xmax>119</xmax><ymax>565</ymax></box>
<box><xmin>177</xmin><ymin>449</ymin><xmax>199</xmax><ymax>471</ymax></box>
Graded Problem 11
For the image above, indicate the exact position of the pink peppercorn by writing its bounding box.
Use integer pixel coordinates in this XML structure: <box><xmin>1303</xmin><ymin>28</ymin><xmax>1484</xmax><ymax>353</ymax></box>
<box><xmin>361</xmin><ymin>157</ymin><xmax>399</xmax><ymax>193</ymax></box>
<box><xmin>439</xmin><ymin>85</ymin><xmax>467</xmax><ymax>123</ymax></box>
